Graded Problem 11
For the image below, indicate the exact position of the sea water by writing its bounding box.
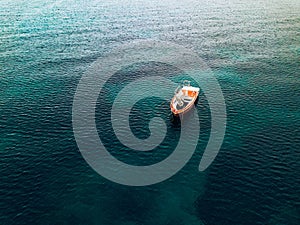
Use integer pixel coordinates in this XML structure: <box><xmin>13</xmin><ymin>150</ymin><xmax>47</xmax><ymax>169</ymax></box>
<box><xmin>0</xmin><ymin>0</ymin><xmax>299</xmax><ymax>224</ymax></box>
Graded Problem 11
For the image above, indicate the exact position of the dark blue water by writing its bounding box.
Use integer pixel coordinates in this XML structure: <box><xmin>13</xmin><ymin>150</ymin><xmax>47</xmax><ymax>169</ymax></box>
<box><xmin>1</xmin><ymin>0</ymin><xmax>299</xmax><ymax>224</ymax></box>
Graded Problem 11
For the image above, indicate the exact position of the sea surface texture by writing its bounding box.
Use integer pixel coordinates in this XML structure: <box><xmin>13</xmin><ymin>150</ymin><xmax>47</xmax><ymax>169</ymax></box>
<box><xmin>0</xmin><ymin>0</ymin><xmax>299</xmax><ymax>224</ymax></box>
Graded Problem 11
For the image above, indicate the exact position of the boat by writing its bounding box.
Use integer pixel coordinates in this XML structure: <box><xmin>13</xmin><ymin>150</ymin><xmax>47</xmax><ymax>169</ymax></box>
<box><xmin>170</xmin><ymin>80</ymin><xmax>200</xmax><ymax>116</ymax></box>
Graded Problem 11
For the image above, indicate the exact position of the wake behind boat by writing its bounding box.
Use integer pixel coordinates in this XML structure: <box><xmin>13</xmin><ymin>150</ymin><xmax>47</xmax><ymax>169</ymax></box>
<box><xmin>170</xmin><ymin>80</ymin><xmax>200</xmax><ymax>116</ymax></box>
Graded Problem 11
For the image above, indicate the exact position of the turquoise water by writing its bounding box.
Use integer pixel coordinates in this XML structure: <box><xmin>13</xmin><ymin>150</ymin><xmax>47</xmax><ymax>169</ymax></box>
<box><xmin>1</xmin><ymin>0</ymin><xmax>300</xmax><ymax>224</ymax></box>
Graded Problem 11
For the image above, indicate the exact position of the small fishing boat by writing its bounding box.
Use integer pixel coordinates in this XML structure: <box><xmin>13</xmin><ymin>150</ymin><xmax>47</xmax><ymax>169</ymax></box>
<box><xmin>170</xmin><ymin>80</ymin><xmax>200</xmax><ymax>116</ymax></box>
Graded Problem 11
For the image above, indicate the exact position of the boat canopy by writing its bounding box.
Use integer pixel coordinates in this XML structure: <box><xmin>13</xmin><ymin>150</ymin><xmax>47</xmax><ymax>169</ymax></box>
<box><xmin>182</xmin><ymin>86</ymin><xmax>200</xmax><ymax>92</ymax></box>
